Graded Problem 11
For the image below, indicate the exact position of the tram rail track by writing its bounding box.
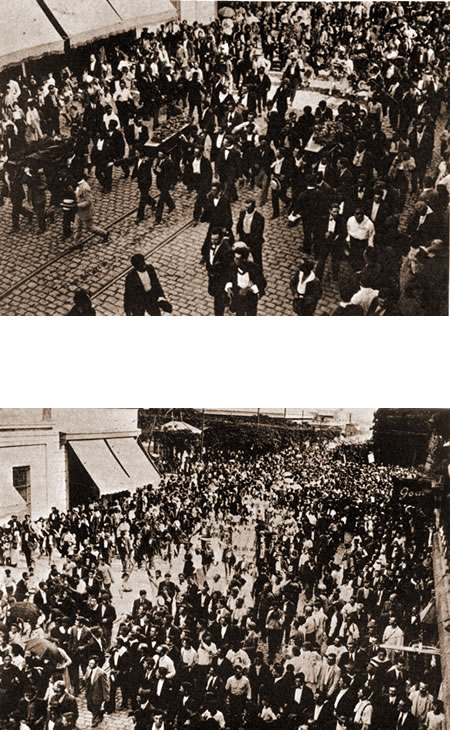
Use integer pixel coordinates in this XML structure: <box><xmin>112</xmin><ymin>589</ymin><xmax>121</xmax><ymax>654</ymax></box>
<box><xmin>90</xmin><ymin>218</ymin><xmax>194</xmax><ymax>301</ymax></box>
<box><xmin>0</xmin><ymin>190</ymin><xmax>195</xmax><ymax>308</ymax></box>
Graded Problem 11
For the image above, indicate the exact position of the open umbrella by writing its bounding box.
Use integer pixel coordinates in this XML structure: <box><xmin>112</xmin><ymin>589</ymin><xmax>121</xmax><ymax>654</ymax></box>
<box><xmin>160</xmin><ymin>420</ymin><xmax>201</xmax><ymax>434</ymax></box>
<box><xmin>244</xmin><ymin>14</ymin><xmax>260</xmax><ymax>24</ymax></box>
<box><xmin>219</xmin><ymin>6</ymin><xmax>235</xmax><ymax>18</ymax></box>
<box><xmin>26</xmin><ymin>637</ymin><xmax>61</xmax><ymax>659</ymax></box>
<box><xmin>9</xmin><ymin>601</ymin><xmax>41</xmax><ymax>623</ymax></box>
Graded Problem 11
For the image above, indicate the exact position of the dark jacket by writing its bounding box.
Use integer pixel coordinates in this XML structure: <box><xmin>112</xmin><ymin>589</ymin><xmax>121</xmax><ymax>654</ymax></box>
<box><xmin>290</xmin><ymin>271</ymin><xmax>322</xmax><ymax>316</ymax></box>
<box><xmin>216</xmin><ymin>146</ymin><xmax>242</xmax><ymax>182</ymax></box>
<box><xmin>202</xmin><ymin>192</ymin><xmax>233</xmax><ymax>231</ymax></box>
<box><xmin>331</xmin><ymin>687</ymin><xmax>357</xmax><ymax>718</ymax></box>
<box><xmin>124</xmin><ymin>265</ymin><xmax>166</xmax><ymax>316</ymax></box>
<box><xmin>285</xmin><ymin>683</ymin><xmax>314</xmax><ymax>722</ymax></box>
<box><xmin>227</xmin><ymin>261</ymin><xmax>266</xmax><ymax>299</ymax></box>
<box><xmin>203</xmin><ymin>238</ymin><xmax>233</xmax><ymax>296</ymax></box>
<box><xmin>132</xmin><ymin>158</ymin><xmax>153</xmax><ymax>191</ymax></box>
<box><xmin>236</xmin><ymin>209</ymin><xmax>265</xmax><ymax>248</ymax></box>
<box><xmin>248</xmin><ymin>662</ymin><xmax>273</xmax><ymax>702</ymax></box>
<box><xmin>154</xmin><ymin>157</ymin><xmax>175</xmax><ymax>191</ymax></box>
<box><xmin>108</xmin><ymin>129</ymin><xmax>126</xmax><ymax>160</ymax></box>
<box><xmin>125</xmin><ymin>122</ymin><xmax>149</xmax><ymax>149</ymax></box>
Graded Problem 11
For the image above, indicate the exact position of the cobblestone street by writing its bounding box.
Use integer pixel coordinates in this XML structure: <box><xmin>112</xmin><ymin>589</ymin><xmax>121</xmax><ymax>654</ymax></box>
<box><xmin>0</xmin><ymin>75</ymin><xmax>445</xmax><ymax>316</ymax></box>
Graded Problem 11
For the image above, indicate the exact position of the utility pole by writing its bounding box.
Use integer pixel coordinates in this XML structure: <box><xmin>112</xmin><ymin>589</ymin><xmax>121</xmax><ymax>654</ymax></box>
<box><xmin>200</xmin><ymin>408</ymin><xmax>205</xmax><ymax>457</ymax></box>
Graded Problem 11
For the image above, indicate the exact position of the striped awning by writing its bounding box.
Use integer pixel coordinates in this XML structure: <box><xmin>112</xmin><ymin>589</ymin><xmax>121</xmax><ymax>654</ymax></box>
<box><xmin>0</xmin><ymin>0</ymin><xmax>64</xmax><ymax>70</ymax></box>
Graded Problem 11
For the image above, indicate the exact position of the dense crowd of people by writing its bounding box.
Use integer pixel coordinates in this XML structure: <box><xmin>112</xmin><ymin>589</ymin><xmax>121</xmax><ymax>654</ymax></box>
<box><xmin>0</xmin><ymin>436</ymin><xmax>445</xmax><ymax>730</ymax></box>
<box><xmin>0</xmin><ymin>2</ymin><xmax>449</xmax><ymax>315</ymax></box>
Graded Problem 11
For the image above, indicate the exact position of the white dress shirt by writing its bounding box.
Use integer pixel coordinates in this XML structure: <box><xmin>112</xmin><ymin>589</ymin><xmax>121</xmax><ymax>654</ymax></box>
<box><xmin>137</xmin><ymin>270</ymin><xmax>152</xmax><ymax>292</ymax></box>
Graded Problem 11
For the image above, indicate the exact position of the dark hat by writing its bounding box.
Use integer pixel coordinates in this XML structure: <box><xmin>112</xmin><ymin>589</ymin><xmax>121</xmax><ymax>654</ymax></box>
<box><xmin>159</xmin><ymin>300</ymin><xmax>172</xmax><ymax>313</ymax></box>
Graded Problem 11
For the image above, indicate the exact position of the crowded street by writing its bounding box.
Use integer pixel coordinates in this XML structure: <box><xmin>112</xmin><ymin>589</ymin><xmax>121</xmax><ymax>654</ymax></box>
<box><xmin>0</xmin><ymin>407</ymin><xmax>447</xmax><ymax>730</ymax></box>
<box><xmin>0</xmin><ymin>2</ymin><xmax>448</xmax><ymax>315</ymax></box>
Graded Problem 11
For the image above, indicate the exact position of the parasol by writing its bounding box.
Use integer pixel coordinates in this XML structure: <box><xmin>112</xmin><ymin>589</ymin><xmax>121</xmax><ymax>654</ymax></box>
<box><xmin>9</xmin><ymin>601</ymin><xmax>41</xmax><ymax>623</ymax></box>
<box><xmin>219</xmin><ymin>6</ymin><xmax>235</xmax><ymax>18</ymax></box>
<box><xmin>244</xmin><ymin>14</ymin><xmax>259</xmax><ymax>24</ymax></box>
<box><xmin>160</xmin><ymin>420</ymin><xmax>201</xmax><ymax>435</ymax></box>
<box><xmin>25</xmin><ymin>637</ymin><xmax>61</xmax><ymax>659</ymax></box>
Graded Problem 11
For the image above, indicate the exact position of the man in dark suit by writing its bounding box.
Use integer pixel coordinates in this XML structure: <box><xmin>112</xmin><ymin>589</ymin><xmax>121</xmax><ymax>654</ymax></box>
<box><xmin>338</xmin><ymin>639</ymin><xmax>367</xmax><ymax>673</ymax></box>
<box><xmin>352</xmin><ymin>139</ymin><xmax>374</xmax><ymax>181</ymax></box>
<box><xmin>255</xmin><ymin>67</ymin><xmax>272</xmax><ymax>114</ymax></box>
<box><xmin>248</xmin><ymin>652</ymin><xmax>273</xmax><ymax>706</ymax></box>
<box><xmin>210</xmin><ymin>125</ymin><xmax>227</xmax><ymax>165</ymax></box>
<box><xmin>212</xmin><ymin>645</ymin><xmax>234</xmax><ymax>681</ymax></box>
<box><xmin>83</xmin><ymin>99</ymin><xmax>104</xmax><ymax>142</ymax></box>
<box><xmin>108</xmin><ymin>637</ymin><xmax>131</xmax><ymax>712</ymax></box>
<box><xmin>47</xmin><ymin>681</ymin><xmax>78</xmax><ymax>728</ymax></box>
<box><xmin>15</xmin><ymin>572</ymin><xmax>30</xmax><ymax>601</ymax></box>
<box><xmin>236</xmin><ymin>199</ymin><xmax>265</xmax><ymax>272</ymax></box>
<box><xmin>237</xmin><ymin>85</ymin><xmax>257</xmax><ymax>119</ymax></box>
<box><xmin>285</xmin><ymin>672</ymin><xmax>314</xmax><ymax>727</ymax></box>
<box><xmin>409</xmin><ymin>121</ymin><xmax>434</xmax><ymax>190</ymax></box>
<box><xmin>95</xmin><ymin>594</ymin><xmax>116</xmax><ymax>648</ymax></box>
<box><xmin>6</xmin><ymin>159</ymin><xmax>33</xmax><ymax>233</ymax></box>
<box><xmin>107</xmin><ymin>120</ymin><xmax>130</xmax><ymax>178</ymax></box>
<box><xmin>216</xmin><ymin>137</ymin><xmax>242</xmax><ymax>202</ymax></box>
<box><xmin>149</xmin><ymin>667</ymin><xmax>173</xmax><ymax>713</ymax></box>
<box><xmin>336</xmin><ymin>157</ymin><xmax>355</xmax><ymax>193</ymax></box>
<box><xmin>309</xmin><ymin>689</ymin><xmax>334</xmax><ymax>729</ymax></box>
<box><xmin>202</xmin><ymin>229</ymin><xmax>233</xmax><ymax>316</ymax></box>
<box><xmin>331</xmin><ymin>675</ymin><xmax>357</xmax><ymax>720</ymax></box>
<box><xmin>406</xmin><ymin>201</ymin><xmax>441</xmax><ymax>246</ymax></box>
<box><xmin>210</xmin><ymin>617</ymin><xmax>235</xmax><ymax>651</ymax></box>
<box><xmin>91</xmin><ymin>130</ymin><xmax>115</xmax><ymax>193</ymax></box>
<box><xmin>186</xmin><ymin>146</ymin><xmax>212</xmax><ymax>222</ymax></box>
<box><xmin>225</xmin><ymin>243</ymin><xmax>266</xmax><ymax>316</ymax></box>
<box><xmin>395</xmin><ymin>699</ymin><xmax>419</xmax><ymax>730</ymax></box>
<box><xmin>377</xmin><ymin>685</ymin><xmax>403</xmax><ymax>729</ymax></box>
<box><xmin>132</xmin><ymin>148</ymin><xmax>156</xmax><ymax>223</ymax></box>
<box><xmin>133</xmin><ymin>689</ymin><xmax>154</xmax><ymax>730</ymax></box>
<box><xmin>366</xmin><ymin>187</ymin><xmax>390</xmax><ymax>236</ymax></box>
<box><xmin>203</xmin><ymin>666</ymin><xmax>226</xmax><ymax>704</ymax></box>
<box><xmin>223</xmin><ymin>102</ymin><xmax>243</xmax><ymax>132</ymax></box>
<box><xmin>125</xmin><ymin>115</ymin><xmax>149</xmax><ymax>157</ymax></box>
<box><xmin>202</xmin><ymin>182</ymin><xmax>233</xmax><ymax>244</ymax></box>
<box><xmin>43</xmin><ymin>85</ymin><xmax>61</xmax><ymax>137</ymax></box>
<box><xmin>315</xmin><ymin>202</ymin><xmax>346</xmax><ymax>281</ymax></box>
<box><xmin>154</xmin><ymin>149</ymin><xmax>175</xmax><ymax>224</ymax></box>
<box><xmin>124</xmin><ymin>254</ymin><xmax>170</xmax><ymax>316</ymax></box>
<box><xmin>200</xmin><ymin>104</ymin><xmax>216</xmax><ymax>143</ymax></box>
<box><xmin>17</xmin><ymin>686</ymin><xmax>47</xmax><ymax>730</ymax></box>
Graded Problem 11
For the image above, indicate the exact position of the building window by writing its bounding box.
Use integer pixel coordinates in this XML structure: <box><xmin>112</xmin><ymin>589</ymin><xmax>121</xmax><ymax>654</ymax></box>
<box><xmin>12</xmin><ymin>466</ymin><xmax>31</xmax><ymax>506</ymax></box>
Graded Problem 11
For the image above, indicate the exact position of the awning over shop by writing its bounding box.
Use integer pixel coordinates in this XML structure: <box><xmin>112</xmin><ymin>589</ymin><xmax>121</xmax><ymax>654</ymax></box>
<box><xmin>41</xmin><ymin>0</ymin><xmax>124</xmax><ymax>47</ymax></box>
<box><xmin>1</xmin><ymin>0</ymin><xmax>65</xmax><ymax>70</ymax></box>
<box><xmin>69</xmin><ymin>437</ymin><xmax>160</xmax><ymax>495</ymax></box>
<box><xmin>106</xmin><ymin>437</ymin><xmax>160</xmax><ymax>487</ymax></box>
<box><xmin>110</xmin><ymin>0</ymin><xmax>177</xmax><ymax>32</ymax></box>
<box><xmin>69</xmin><ymin>439</ymin><xmax>130</xmax><ymax>495</ymax></box>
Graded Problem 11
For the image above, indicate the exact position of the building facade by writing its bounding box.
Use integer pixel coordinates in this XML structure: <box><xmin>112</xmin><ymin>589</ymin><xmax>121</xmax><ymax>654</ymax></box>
<box><xmin>0</xmin><ymin>409</ymin><xmax>159</xmax><ymax>522</ymax></box>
